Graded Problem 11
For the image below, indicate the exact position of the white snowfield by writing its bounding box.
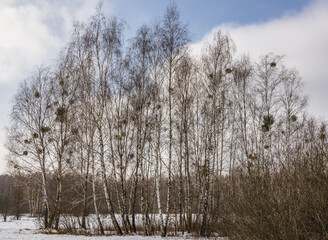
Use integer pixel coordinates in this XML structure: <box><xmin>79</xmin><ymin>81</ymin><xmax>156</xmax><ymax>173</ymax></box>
<box><xmin>0</xmin><ymin>216</ymin><xmax>223</xmax><ymax>240</ymax></box>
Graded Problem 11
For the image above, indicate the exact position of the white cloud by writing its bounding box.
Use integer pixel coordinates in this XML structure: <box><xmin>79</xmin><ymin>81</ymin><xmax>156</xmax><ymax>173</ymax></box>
<box><xmin>0</xmin><ymin>0</ymin><xmax>102</xmax><ymax>84</ymax></box>
<box><xmin>0</xmin><ymin>2</ymin><xmax>58</xmax><ymax>83</ymax></box>
<box><xmin>191</xmin><ymin>0</ymin><xmax>328</xmax><ymax>119</ymax></box>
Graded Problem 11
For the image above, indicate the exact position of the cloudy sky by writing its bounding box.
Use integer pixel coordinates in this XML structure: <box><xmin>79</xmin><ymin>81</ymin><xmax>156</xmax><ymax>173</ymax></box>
<box><xmin>0</xmin><ymin>0</ymin><xmax>327</xmax><ymax>173</ymax></box>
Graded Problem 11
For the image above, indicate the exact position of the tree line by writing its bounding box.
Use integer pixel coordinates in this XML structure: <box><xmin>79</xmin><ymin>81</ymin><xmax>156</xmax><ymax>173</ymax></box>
<box><xmin>5</xmin><ymin>3</ymin><xmax>328</xmax><ymax>239</ymax></box>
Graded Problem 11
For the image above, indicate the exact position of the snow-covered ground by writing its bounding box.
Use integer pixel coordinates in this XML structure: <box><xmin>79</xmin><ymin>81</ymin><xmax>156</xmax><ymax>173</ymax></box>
<box><xmin>0</xmin><ymin>216</ymin><xmax>224</xmax><ymax>240</ymax></box>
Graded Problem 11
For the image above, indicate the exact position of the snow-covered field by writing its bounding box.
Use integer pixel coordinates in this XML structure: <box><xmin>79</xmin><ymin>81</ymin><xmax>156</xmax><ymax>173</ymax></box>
<box><xmin>0</xmin><ymin>216</ymin><xmax>223</xmax><ymax>240</ymax></box>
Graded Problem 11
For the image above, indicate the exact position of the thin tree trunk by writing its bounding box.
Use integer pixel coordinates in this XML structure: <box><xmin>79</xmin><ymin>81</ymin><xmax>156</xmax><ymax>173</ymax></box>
<box><xmin>98</xmin><ymin>126</ymin><xmax>122</xmax><ymax>235</ymax></box>
<box><xmin>91</xmin><ymin>150</ymin><xmax>104</xmax><ymax>234</ymax></box>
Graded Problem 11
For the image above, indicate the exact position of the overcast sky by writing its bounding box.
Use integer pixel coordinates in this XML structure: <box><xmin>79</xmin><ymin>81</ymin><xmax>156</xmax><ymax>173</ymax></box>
<box><xmin>0</xmin><ymin>0</ymin><xmax>327</xmax><ymax>173</ymax></box>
